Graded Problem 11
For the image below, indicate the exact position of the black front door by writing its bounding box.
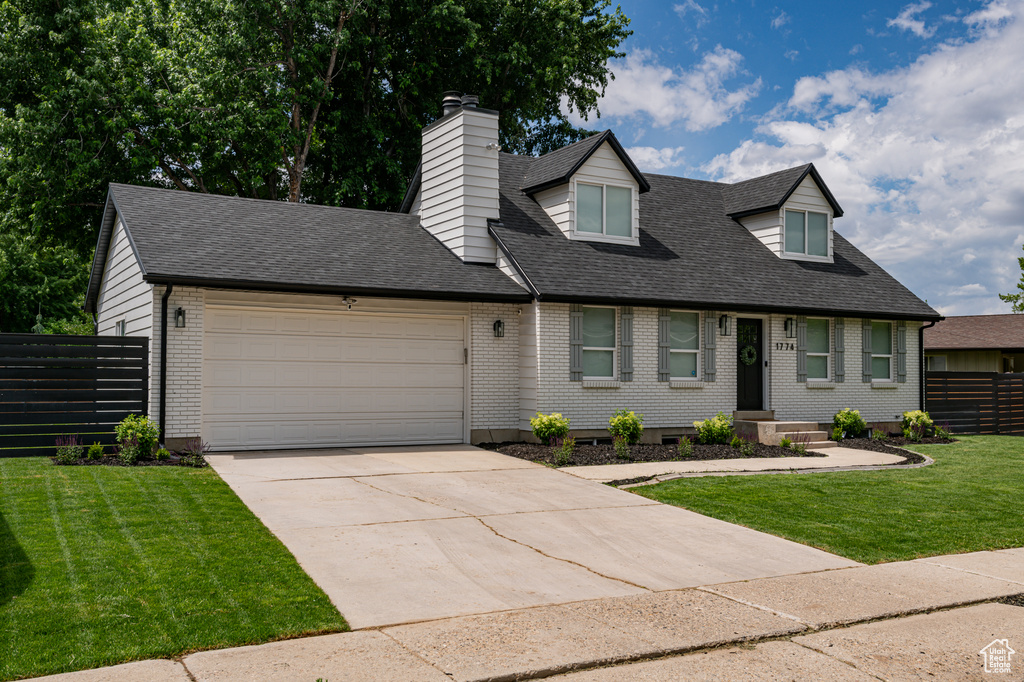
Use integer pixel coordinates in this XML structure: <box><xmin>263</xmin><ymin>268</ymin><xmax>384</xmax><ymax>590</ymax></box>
<box><xmin>736</xmin><ymin>318</ymin><xmax>763</xmax><ymax>411</ymax></box>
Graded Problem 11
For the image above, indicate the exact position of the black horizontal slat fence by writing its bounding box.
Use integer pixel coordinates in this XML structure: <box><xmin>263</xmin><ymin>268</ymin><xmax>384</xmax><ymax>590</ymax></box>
<box><xmin>925</xmin><ymin>371</ymin><xmax>1024</xmax><ymax>435</ymax></box>
<box><xmin>0</xmin><ymin>334</ymin><xmax>148</xmax><ymax>457</ymax></box>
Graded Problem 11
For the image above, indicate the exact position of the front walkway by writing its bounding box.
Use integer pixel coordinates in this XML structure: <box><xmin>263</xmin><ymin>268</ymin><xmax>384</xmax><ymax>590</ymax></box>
<box><xmin>204</xmin><ymin>445</ymin><xmax>856</xmax><ymax>628</ymax></box>
<box><xmin>563</xmin><ymin>446</ymin><xmax>912</xmax><ymax>483</ymax></box>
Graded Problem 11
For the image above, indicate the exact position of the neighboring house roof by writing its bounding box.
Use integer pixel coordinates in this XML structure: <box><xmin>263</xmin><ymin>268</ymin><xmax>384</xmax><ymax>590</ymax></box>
<box><xmin>84</xmin><ymin>184</ymin><xmax>531</xmax><ymax>313</ymax></box>
<box><xmin>923</xmin><ymin>314</ymin><xmax>1024</xmax><ymax>351</ymax></box>
<box><xmin>721</xmin><ymin>163</ymin><xmax>845</xmax><ymax>219</ymax></box>
<box><xmin>519</xmin><ymin>131</ymin><xmax>651</xmax><ymax>195</ymax></box>
<box><xmin>489</xmin><ymin>153</ymin><xmax>938</xmax><ymax>320</ymax></box>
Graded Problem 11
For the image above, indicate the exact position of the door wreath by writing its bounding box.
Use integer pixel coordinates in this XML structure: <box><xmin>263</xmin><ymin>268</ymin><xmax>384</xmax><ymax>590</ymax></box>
<box><xmin>739</xmin><ymin>345</ymin><xmax>757</xmax><ymax>366</ymax></box>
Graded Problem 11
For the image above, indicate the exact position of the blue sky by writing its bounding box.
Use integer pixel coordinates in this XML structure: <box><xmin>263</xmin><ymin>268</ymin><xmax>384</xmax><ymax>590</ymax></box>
<box><xmin>565</xmin><ymin>0</ymin><xmax>1024</xmax><ymax>316</ymax></box>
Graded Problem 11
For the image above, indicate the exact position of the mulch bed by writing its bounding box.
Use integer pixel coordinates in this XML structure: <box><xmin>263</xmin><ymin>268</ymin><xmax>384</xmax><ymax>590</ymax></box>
<box><xmin>838</xmin><ymin>435</ymin><xmax>956</xmax><ymax>465</ymax></box>
<box><xmin>51</xmin><ymin>454</ymin><xmax>208</xmax><ymax>468</ymax></box>
<box><xmin>481</xmin><ymin>441</ymin><xmax>827</xmax><ymax>468</ymax></box>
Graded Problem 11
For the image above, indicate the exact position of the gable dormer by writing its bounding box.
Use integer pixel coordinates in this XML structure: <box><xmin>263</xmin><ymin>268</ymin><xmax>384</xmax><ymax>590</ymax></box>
<box><xmin>724</xmin><ymin>163</ymin><xmax>844</xmax><ymax>264</ymax></box>
<box><xmin>522</xmin><ymin>132</ymin><xmax>650</xmax><ymax>247</ymax></box>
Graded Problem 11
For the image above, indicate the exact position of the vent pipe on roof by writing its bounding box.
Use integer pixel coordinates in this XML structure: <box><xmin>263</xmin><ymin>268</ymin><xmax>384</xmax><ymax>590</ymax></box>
<box><xmin>460</xmin><ymin>94</ymin><xmax>479</xmax><ymax>108</ymax></box>
<box><xmin>442</xmin><ymin>91</ymin><xmax>462</xmax><ymax>116</ymax></box>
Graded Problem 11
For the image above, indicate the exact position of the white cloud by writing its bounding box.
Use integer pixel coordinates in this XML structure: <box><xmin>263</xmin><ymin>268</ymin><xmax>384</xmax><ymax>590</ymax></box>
<box><xmin>888</xmin><ymin>1</ymin><xmax>936</xmax><ymax>38</ymax></box>
<box><xmin>704</xmin><ymin>1</ymin><xmax>1024</xmax><ymax>315</ymax></box>
<box><xmin>784</xmin><ymin>49</ymin><xmax>799</xmax><ymax>62</ymax></box>
<box><xmin>771</xmin><ymin>10</ymin><xmax>791</xmax><ymax>30</ymax></box>
<box><xmin>626</xmin><ymin>146</ymin><xmax>687</xmax><ymax>171</ymax></box>
<box><xmin>674</xmin><ymin>0</ymin><xmax>709</xmax><ymax>27</ymax></box>
<box><xmin>964</xmin><ymin>0</ymin><xmax>1013</xmax><ymax>27</ymax></box>
<box><xmin>576</xmin><ymin>48</ymin><xmax>762</xmax><ymax>131</ymax></box>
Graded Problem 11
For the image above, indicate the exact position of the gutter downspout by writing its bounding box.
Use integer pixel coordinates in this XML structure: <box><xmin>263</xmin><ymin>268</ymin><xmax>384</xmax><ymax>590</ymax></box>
<box><xmin>920</xmin><ymin>320</ymin><xmax>938</xmax><ymax>411</ymax></box>
<box><xmin>159</xmin><ymin>284</ymin><xmax>173</xmax><ymax>445</ymax></box>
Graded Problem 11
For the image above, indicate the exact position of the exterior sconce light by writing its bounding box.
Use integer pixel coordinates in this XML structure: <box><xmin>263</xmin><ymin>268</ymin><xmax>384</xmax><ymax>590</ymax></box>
<box><xmin>175</xmin><ymin>307</ymin><xmax>186</xmax><ymax>328</ymax></box>
<box><xmin>784</xmin><ymin>317</ymin><xmax>796</xmax><ymax>338</ymax></box>
<box><xmin>493</xmin><ymin>320</ymin><xmax>504</xmax><ymax>337</ymax></box>
<box><xmin>340</xmin><ymin>296</ymin><xmax>357</xmax><ymax>310</ymax></box>
<box><xmin>718</xmin><ymin>314</ymin><xmax>731</xmax><ymax>336</ymax></box>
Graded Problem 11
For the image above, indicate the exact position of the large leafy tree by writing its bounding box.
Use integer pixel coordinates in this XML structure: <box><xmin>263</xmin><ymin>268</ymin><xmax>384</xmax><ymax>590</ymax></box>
<box><xmin>999</xmin><ymin>243</ymin><xmax>1024</xmax><ymax>313</ymax></box>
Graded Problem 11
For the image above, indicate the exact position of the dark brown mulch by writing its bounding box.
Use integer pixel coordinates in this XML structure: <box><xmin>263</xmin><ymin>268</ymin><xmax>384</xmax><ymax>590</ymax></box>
<box><xmin>51</xmin><ymin>454</ymin><xmax>208</xmax><ymax>468</ymax></box>
<box><xmin>836</xmin><ymin>436</ymin><xmax>953</xmax><ymax>465</ymax></box>
<box><xmin>481</xmin><ymin>441</ymin><xmax>827</xmax><ymax>468</ymax></box>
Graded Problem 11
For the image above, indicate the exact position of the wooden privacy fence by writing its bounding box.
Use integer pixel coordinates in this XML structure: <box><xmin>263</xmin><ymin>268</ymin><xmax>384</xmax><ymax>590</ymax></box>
<box><xmin>0</xmin><ymin>334</ymin><xmax>149</xmax><ymax>457</ymax></box>
<box><xmin>925</xmin><ymin>371</ymin><xmax>1024</xmax><ymax>435</ymax></box>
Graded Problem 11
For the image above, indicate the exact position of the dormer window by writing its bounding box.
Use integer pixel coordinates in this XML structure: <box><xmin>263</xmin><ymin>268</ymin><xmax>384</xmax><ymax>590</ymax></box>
<box><xmin>577</xmin><ymin>182</ymin><xmax>633</xmax><ymax>239</ymax></box>
<box><xmin>785</xmin><ymin>210</ymin><xmax>829</xmax><ymax>258</ymax></box>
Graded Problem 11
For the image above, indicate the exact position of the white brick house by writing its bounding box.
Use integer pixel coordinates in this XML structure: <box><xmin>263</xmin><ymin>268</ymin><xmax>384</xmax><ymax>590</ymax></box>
<box><xmin>85</xmin><ymin>92</ymin><xmax>939</xmax><ymax>450</ymax></box>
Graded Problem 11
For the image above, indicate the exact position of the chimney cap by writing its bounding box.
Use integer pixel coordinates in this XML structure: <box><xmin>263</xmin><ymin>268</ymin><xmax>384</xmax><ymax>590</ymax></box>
<box><xmin>461</xmin><ymin>94</ymin><xmax>479</xmax><ymax>108</ymax></box>
<box><xmin>442</xmin><ymin>91</ymin><xmax>462</xmax><ymax>116</ymax></box>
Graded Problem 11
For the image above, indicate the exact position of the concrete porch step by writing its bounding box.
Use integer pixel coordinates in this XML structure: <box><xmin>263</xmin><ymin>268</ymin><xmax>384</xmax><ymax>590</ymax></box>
<box><xmin>772</xmin><ymin>421</ymin><xmax>819</xmax><ymax>432</ymax></box>
<box><xmin>777</xmin><ymin>430</ymin><xmax>829</xmax><ymax>443</ymax></box>
<box><xmin>733</xmin><ymin>410</ymin><xmax>775</xmax><ymax>421</ymax></box>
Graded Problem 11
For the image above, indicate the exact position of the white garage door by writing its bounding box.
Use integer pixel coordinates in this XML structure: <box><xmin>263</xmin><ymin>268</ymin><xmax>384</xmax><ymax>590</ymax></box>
<box><xmin>202</xmin><ymin>306</ymin><xmax>466</xmax><ymax>450</ymax></box>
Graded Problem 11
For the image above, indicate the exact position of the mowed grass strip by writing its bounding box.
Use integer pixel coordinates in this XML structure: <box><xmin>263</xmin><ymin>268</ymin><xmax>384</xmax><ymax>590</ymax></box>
<box><xmin>632</xmin><ymin>435</ymin><xmax>1024</xmax><ymax>564</ymax></box>
<box><xmin>0</xmin><ymin>458</ymin><xmax>346</xmax><ymax>681</ymax></box>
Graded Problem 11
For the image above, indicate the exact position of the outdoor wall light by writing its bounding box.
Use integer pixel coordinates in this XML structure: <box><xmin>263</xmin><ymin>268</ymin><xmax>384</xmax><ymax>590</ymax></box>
<box><xmin>493</xmin><ymin>320</ymin><xmax>504</xmax><ymax>337</ymax></box>
<box><xmin>784</xmin><ymin>317</ymin><xmax>796</xmax><ymax>338</ymax></box>
<box><xmin>340</xmin><ymin>296</ymin><xmax>357</xmax><ymax>310</ymax></box>
<box><xmin>174</xmin><ymin>307</ymin><xmax>186</xmax><ymax>328</ymax></box>
<box><xmin>718</xmin><ymin>314</ymin><xmax>731</xmax><ymax>336</ymax></box>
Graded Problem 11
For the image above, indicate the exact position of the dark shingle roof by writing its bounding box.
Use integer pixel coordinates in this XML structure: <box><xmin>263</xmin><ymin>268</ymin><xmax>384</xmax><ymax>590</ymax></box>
<box><xmin>520</xmin><ymin>131</ymin><xmax>651</xmax><ymax>195</ymax></box>
<box><xmin>722</xmin><ymin>163</ymin><xmax>844</xmax><ymax>218</ymax></box>
<box><xmin>492</xmin><ymin>154</ymin><xmax>937</xmax><ymax>320</ymax></box>
<box><xmin>85</xmin><ymin>184</ymin><xmax>530</xmax><ymax>311</ymax></box>
<box><xmin>924</xmin><ymin>314</ymin><xmax>1024</xmax><ymax>350</ymax></box>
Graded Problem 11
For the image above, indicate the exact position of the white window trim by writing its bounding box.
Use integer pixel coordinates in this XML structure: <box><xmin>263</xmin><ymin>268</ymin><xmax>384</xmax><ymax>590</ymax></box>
<box><xmin>572</xmin><ymin>180</ymin><xmax>639</xmax><ymax>246</ymax></box>
<box><xmin>871</xmin><ymin>320</ymin><xmax>894</xmax><ymax>383</ymax></box>
<box><xmin>806</xmin><ymin>317</ymin><xmax>830</xmax><ymax>381</ymax></box>
<box><xmin>115</xmin><ymin>320</ymin><xmax>126</xmax><ymax>336</ymax></box>
<box><xmin>669</xmin><ymin>309</ymin><xmax>701</xmax><ymax>381</ymax></box>
<box><xmin>581</xmin><ymin>305</ymin><xmax>617</xmax><ymax>381</ymax></box>
<box><xmin>782</xmin><ymin>208</ymin><xmax>832</xmax><ymax>262</ymax></box>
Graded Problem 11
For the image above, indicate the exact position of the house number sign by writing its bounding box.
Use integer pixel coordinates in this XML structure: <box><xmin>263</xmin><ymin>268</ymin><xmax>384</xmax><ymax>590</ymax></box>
<box><xmin>775</xmin><ymin>342</ymin><xmax>796</xmax><ymax>351</ymax></box>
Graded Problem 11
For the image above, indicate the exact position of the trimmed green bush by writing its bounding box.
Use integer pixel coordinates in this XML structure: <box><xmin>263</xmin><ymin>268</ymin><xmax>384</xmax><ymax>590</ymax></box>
<box><xmin>901</xmin><ymin>410</ymin><xmax>934</xmax><ymax>438</ymax></box>
<box><xmin>832</xmin><ymin>408</ymin><xmax>867</xmax><ymax>439</ymax></box>
<box><xmin>693</xmin><ymin>412</ymin><xmax>734</xmax><ymax>444</ymax></box>
<box><xmin>612</xmin><ymin>435</ymin><xmax>631</xmax><ymax>460</ymax></box>
<box><xmin>54</xmin><ymin>435</ymin><xmax>83</xmax><ymax>464</ymax></box>
<box><xmin>677</xmin><ymin>437</ymin><xmax>693</xmax><ymax>458</ymax></box>
<box><xmin>115</xmin><ymin>414</ymin><xmax>159</xmax><ymax>459</ymax></box>
<box><xmin>86</xmin><ymin>442</ymin><xmax>105</xmax><ymax>460</ymax></box>
<box><xmin>530</xmin><ymin>413</ymin><xmax>570</xmax><ymax>445</ymax></box>
<box><xmin>608</xmin><ymin>410</ymin><xmax>644</xmax><ymax>445</ymax></box>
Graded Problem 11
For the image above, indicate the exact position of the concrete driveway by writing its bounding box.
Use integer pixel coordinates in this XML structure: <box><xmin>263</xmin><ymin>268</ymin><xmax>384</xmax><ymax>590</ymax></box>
<box><xmin>207</xmin><ymin>445</ymin><xmax>858</xmax><ymax>629</ymax></box>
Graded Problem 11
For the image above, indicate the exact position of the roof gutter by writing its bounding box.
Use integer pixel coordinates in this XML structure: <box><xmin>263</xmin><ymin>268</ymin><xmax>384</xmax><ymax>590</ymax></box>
<box><xmin>920</xmin><ymin>319</ymin><xmax>939</xmax><ymax>412</ymax></box>
<box><xmin>159</xmin><ymin>283</ymin><xmax>172</xmax><ymax>445</ymax></box>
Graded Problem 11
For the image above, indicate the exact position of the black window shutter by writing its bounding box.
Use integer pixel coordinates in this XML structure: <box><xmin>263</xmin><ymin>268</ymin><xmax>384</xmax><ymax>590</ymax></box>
<box><xmin>620</xmin><ymin>307</ymin><xmax>633</xmax><ymax>382</ymax></box>
<box><xmin>862</xmin><ymin>318</ymin><xmax>873</xmax><ymax>383</ymax></box>
<box><xmin>703</xmin><ymin>312</ymin><xmax>717</xmax><ymax>382</ymax></box>
<box><xmin>658</xmin><ymin>308</ymin><xmax>670</xmax><ymax>382</ymax></box>
<box><xmin>796</xmin><ymin>316</ymin><xmax>807</xmax><ymax>382</ymax></box>
<box><xmin>570</xmin><ymin>304</ymin><xmax>583</xmax><ymax>381</ymax></box>
<box><xmin>897</xmin><ymin>321</ymin><xmax>907</xmax><ymax>383</ymax></box>
<box><xmin>835</xmin><ymin>317</ymin><xmax>845</xmax><ymax>383</ymax></box>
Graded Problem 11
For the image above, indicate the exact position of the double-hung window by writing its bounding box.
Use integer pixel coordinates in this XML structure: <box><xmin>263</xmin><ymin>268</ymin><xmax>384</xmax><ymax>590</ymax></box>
<box><xmin>577</xmin><ymin>183</ymin><xmax>632</xmax><ymax>239</ymax></box>
<box><xmin>806</xmin><ymin>318</ymin><xmax>830</xmax><ymax>380</ymax></box>
<box><xmin>581</xmin><ymin>306</ymin><xmax>616</xmax><ymax>379</ymax></box>
<box><xmin>785</xmin><ymin>210</ymin><xmax>829</xmax><ymax>257</ymax></box>
<box><xmin>871</xmin><ymin>321</ymin><xmax>893</xmax><ymax>381</ymax></box>
<box><xmin>669</xmin><ymin>311</ymin><xmax>700</xmax><ymax>379</ymax></box>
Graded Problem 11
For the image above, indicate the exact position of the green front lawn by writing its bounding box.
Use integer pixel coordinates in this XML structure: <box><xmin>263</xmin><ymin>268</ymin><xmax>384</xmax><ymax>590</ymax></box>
<box><xmin>0</xmin><ymin>458</ymin><xmax>347</xmax><ymax>681</ymax></box>
<box><xmin>633</xmin><ymin>435</ymin><xmax>1024</xmax><ymax>564</ymax></box>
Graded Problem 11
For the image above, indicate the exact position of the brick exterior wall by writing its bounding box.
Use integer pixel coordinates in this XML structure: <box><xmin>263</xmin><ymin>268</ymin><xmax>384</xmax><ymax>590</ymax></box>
<box><xmin>520</xmin><ymin>303</ymin><xmax>923</xmax><ymax>434</ymax></box>
<box><xmin>470</xmin><ymin>301</ymin><xmax>520</xmax><ymax>431</ymax></box>
<box><xmin>150</xmin><ymin>285</ymin><xmax>204</xmax><ymax>442</ymax></box>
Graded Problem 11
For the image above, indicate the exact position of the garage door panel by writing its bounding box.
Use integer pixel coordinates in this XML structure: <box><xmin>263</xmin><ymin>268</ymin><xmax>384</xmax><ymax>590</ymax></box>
<box><xmin>203</xmin><ymin>307</ymin><xmax>465</xmax><ymax>450</ymax></box>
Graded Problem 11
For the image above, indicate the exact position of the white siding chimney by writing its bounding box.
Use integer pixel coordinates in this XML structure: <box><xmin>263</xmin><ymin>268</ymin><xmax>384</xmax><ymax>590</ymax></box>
<box><xmin>419</xmin><ymin>93</ymin><xmax>500</xmax><ymax>263</ymax></box>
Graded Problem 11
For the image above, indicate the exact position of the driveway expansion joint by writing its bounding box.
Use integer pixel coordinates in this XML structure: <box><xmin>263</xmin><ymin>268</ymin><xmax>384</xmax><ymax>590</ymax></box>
<box><xmin>918</xmin><ymin>559</ymin><xmax>1024</xmax><ymax>586</ymax></box>
<box><xmin>696</xmin><ymin>586</ymin><xmax>813</xmax><ymax>627</ymax></box>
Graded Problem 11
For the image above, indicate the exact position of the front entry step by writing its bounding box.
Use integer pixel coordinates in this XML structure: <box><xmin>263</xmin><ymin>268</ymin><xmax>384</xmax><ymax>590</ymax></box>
<box><xmin>735</xmin><ymin>419</ymin><xmax>835</xmax><ymax>447</ymax></box>
<box><xmin>733</xmin><ymin>410</ymin><xmax>775</xmax><ymax>421</ymax></box>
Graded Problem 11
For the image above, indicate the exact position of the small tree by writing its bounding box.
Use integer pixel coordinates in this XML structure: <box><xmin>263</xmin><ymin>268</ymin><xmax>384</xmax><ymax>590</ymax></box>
<box><xmin>999</xmin><ymin>243</ymin><xmax>1024</xmax><ymax>313</ymax></box>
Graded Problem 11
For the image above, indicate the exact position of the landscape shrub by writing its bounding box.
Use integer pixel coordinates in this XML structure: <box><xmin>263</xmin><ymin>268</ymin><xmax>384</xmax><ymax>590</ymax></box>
<box><xmin>54</xmin><ymin>435</ymin><xmax>83</xmax><ymax>464</ymax></box>
<box><xmin>693</xmin><ymin>412</ymin><xmax>734</xmax><ymax>444</ymax></box>
<box><xmin>154</xmin><ymin>447</ymin><xmax>171</xmax><ymax>461</ymax></box>
<box><xmin>179</xmin><ymin>437</ymin><xmax>210</xmax><ymax>467</ymax></box>
<box><xmin>115</xmin><ymin>414</ymin><xmax>159</xmax><ymax>459</ymax></box>
<box><xmin>729</xmin><ymin>435</ymin><xmax>743</xmax><ymax>449</ymax></box>
<box><xmin>832</xmin><ymin>408</ymin><xmax>867</xmax><ymax>439</ymax></box>
<box><xmin>118</xmin><ymin>435</ymin><xmax>141</xmax><ymax>465</ymax></box>
<box><xmin>86</xmin><ymin>442</ymin><xmax>105</xmax><ymax>460</ymax></box>
<box><xmin>530</xmin><ymin>413</ymin><xmax>570</xmax><ymax>445</ymax></box>
<box><xmin>779</xmin><ymin>436</ymin><xmax>792</xmax><ymax>448</ymax></box>
<box><xmin>612</xmin><ymin>435</ymin><xmax>631</xmax><ymax>460</ymax></box>
<box><xmin>934</xmin><ymin>423</ymin><xmax>952</xmax><ymax>439</ymax></box>
<box><xmin>901</xmin><ymin>410</ymin><xmax>934</xmax><ymax>438</ymax></box>
<box><xmin>739</xmin><ymin>439</ymin><xmax>756</xmax><ymax>457</ymax></box>
<box><xmin>552</xmin><ymin>436</ymin><xmax>575</xmax><ymax>467</ymax></box>
<box><xmin>831</xmin><ymin>427</ymin><xmax>844</xmax><ymax>442</ymax></box>
<box><xmin>608</xmin><ymin>410</ymin><xmax>644</xmax><ymax>445</ymax></box>
<box><xmin>677</xmin><ymin>437</ymin><xmax>693</xmax><ymax>458</ymax></box>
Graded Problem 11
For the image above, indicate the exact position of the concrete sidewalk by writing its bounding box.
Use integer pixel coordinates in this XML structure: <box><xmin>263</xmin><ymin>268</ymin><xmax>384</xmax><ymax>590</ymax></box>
<box><xmin>563</xmin><ymin>445</ymin><xmax>913</xmax><ymax>483</ymax></box>
<box><xmin>35</xmin><ymin>548</ymin><xmax>1024</xmax><ymax>681</ymax></box>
